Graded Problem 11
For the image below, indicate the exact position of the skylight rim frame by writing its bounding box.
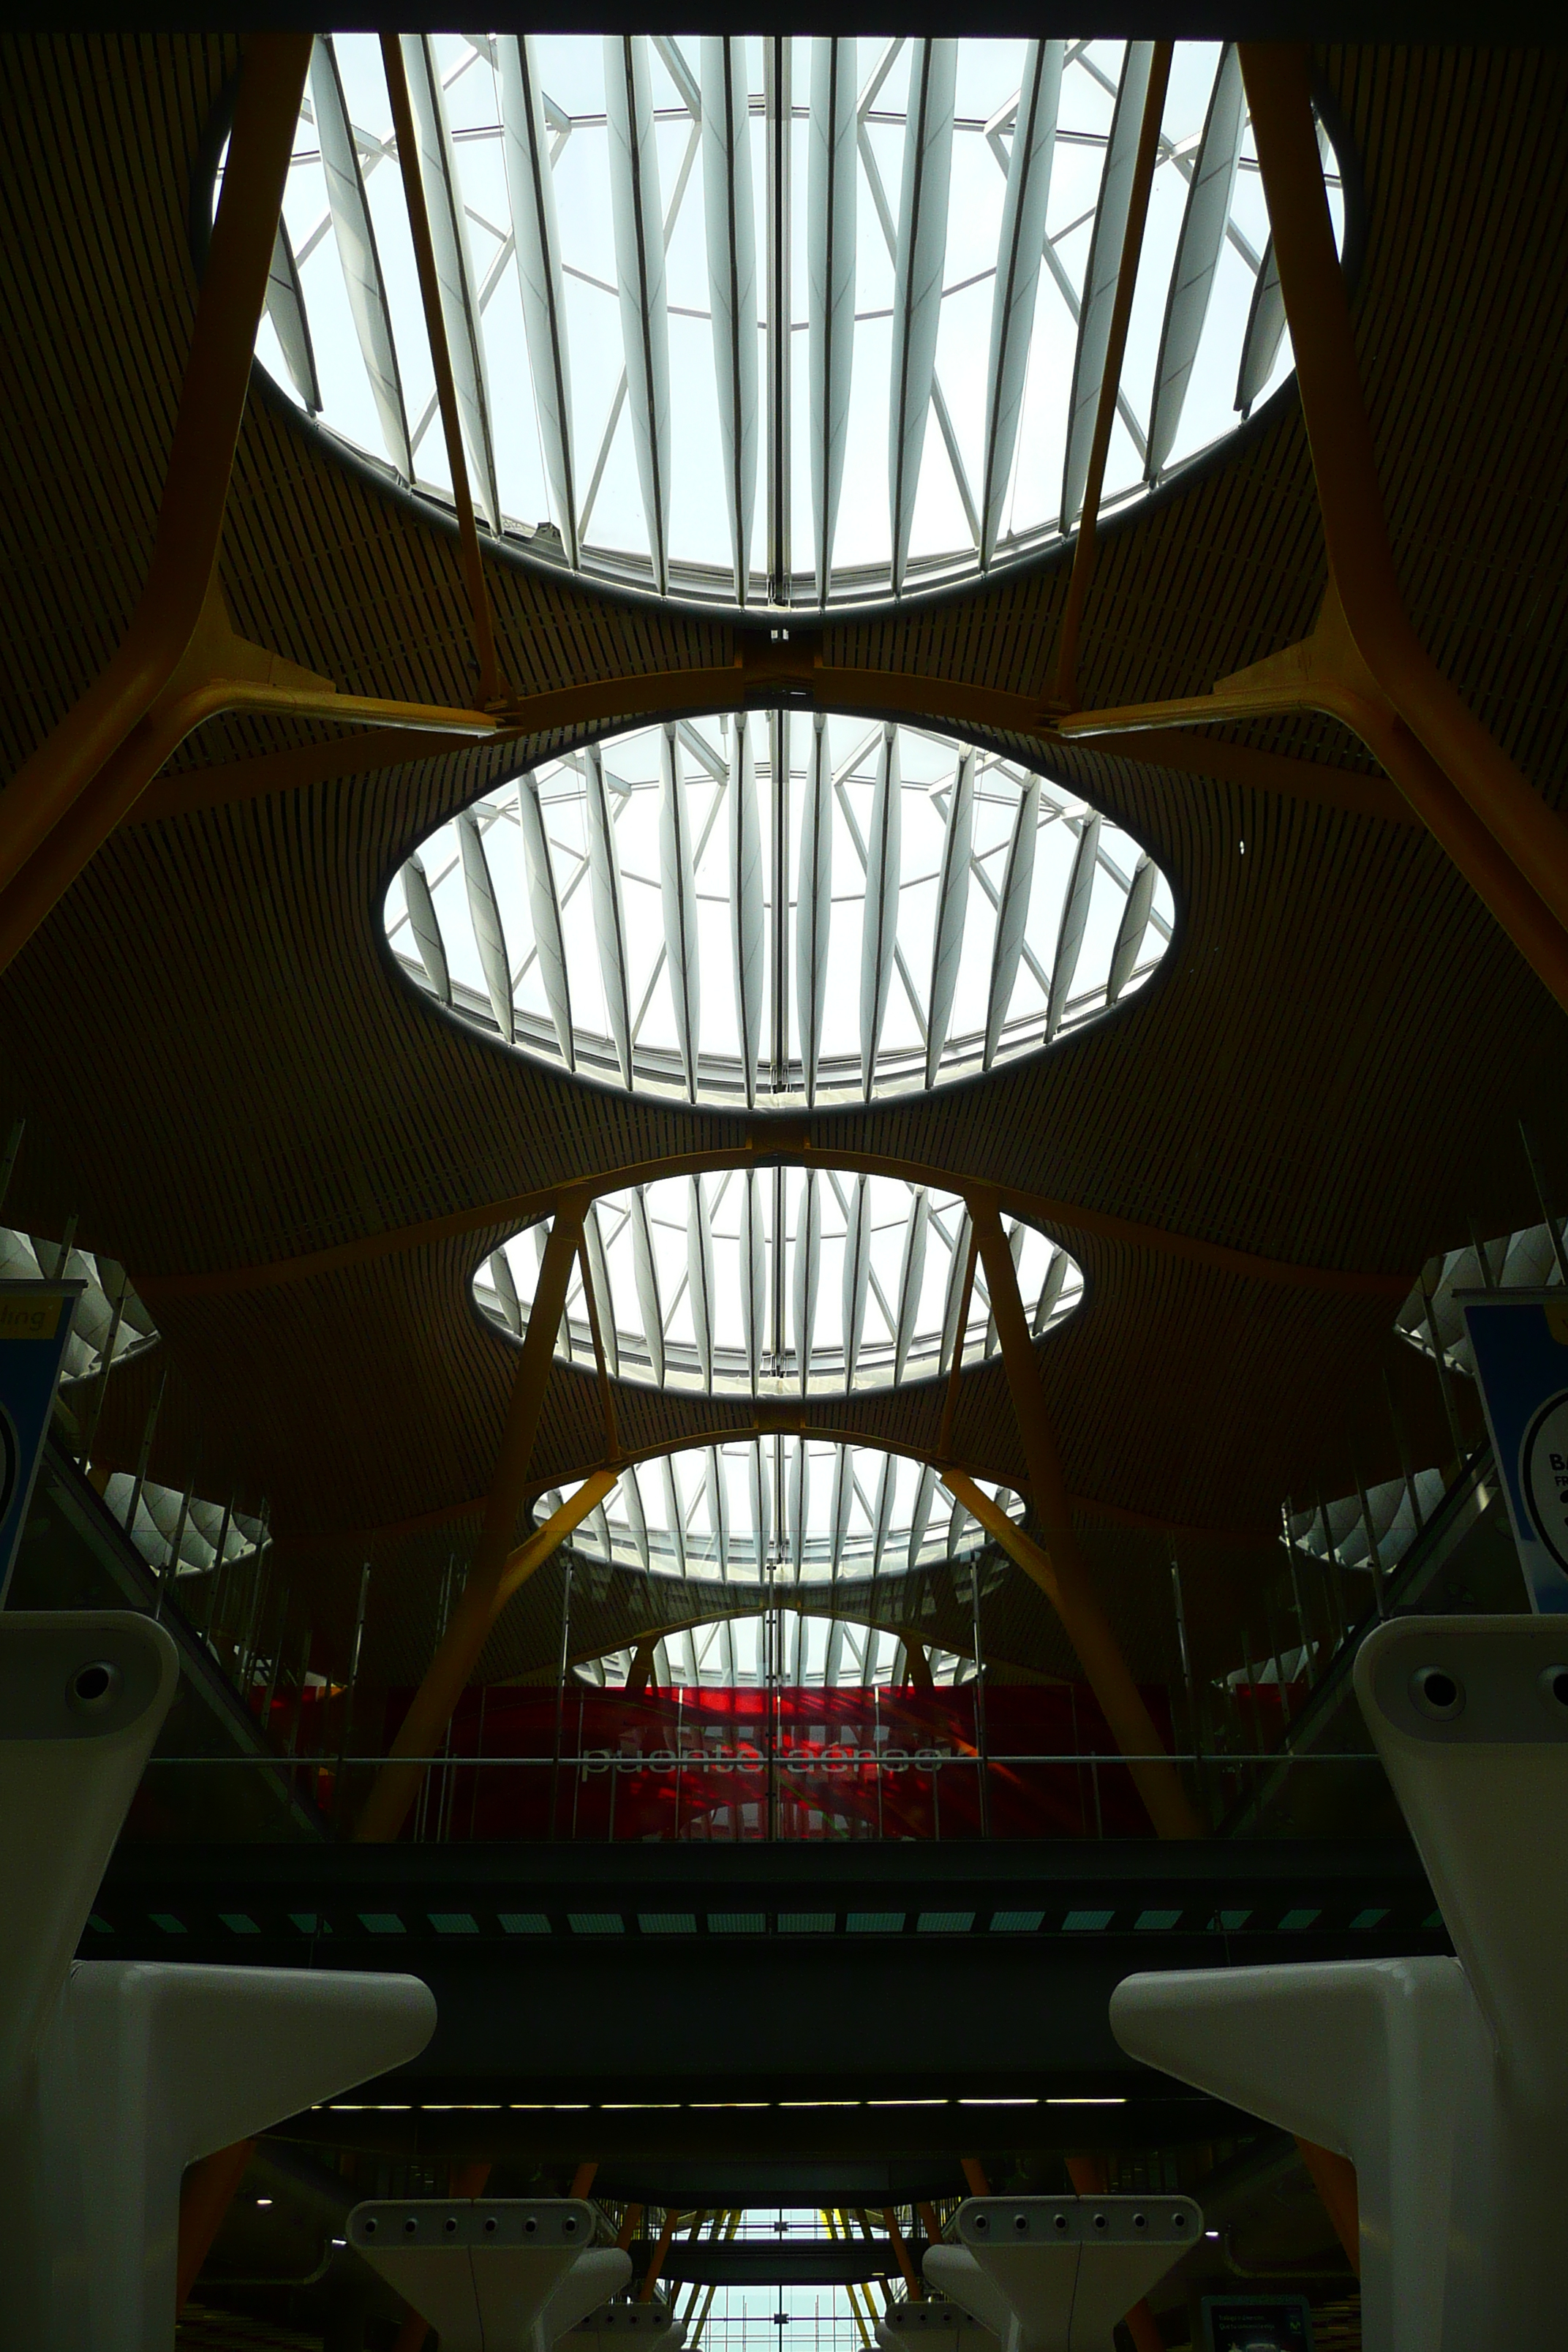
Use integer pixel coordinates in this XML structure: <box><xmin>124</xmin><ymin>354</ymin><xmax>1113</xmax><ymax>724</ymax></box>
<box><xmin>198</xmin><ymin>50</ymin><xmax>1364</xmax><ymax>633</ymax></box>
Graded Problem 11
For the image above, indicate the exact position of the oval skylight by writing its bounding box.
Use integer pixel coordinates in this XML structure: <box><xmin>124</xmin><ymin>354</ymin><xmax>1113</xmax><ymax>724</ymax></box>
<box><xmin>386</xmin><ymin>713</ymin><xmax>1172</xmax><ymax>1104</ymax></box>
<box><xmin>252</xmin><ymin>36</ymin><xmax>1344</xmax><ymax>607</ymax></box>
<box><xmin>478</xmin><ymin>1172</ymin><xmax>1079</xmax><ymax>1395</ymax></box>
<box><xmin>540</xmin><ymin>1440</ymin><xmax>1019</xmax><ymax>1583</ymax></box>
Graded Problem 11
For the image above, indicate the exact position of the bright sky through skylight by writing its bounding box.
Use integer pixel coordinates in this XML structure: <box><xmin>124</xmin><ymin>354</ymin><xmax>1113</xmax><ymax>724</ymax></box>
<box><xmin>478</xmin><ymin>1174</ymin><xmax>1080</xmax><ymax>1397</ymax></box>
<box><xmin>246</xmin><ymin>35</ymin><xmax>1344</xmax><ymax>607</ymax></box>
<box><xmin>386</xmin><ymin>713</ymin><xmax>1173</xmax><ymax>1105</ymax></box>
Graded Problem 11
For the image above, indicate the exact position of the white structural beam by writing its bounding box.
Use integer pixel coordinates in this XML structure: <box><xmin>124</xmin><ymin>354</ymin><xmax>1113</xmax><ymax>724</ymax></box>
<box><xmin>807</xmin><ymin>36</ymin><xmax>858</xmax><ymax>598</ymax></box>
<box><xmin>584</xmin><ymin>746</ymin><xmax>635</xmax><ymax>1087</ymax></box>
<box><xmin>1147</xmin><ymin>43</ymin><xmax>1245</xmax><ymax>478</ymax></box>
<box><xmin>728</xmin><ymin>714</ymin><xmax>765</xmax><ymax>1108</ymax></box>
<box><xmin>982</xmin><ymin>776</ymin><xmax>1039</xmax><ymax>1068</ymax></box>
<box><xmin>924</xmin><ymin>748</ymin><xmax>975</xmax><ymax>1085</ymax></box>
<box><xmin>1106</xmin><ymin>850</ymin><xmax>1156</xmax><ymax>1004</ymax></box>
<box><xmin>516</xmin><ymin>774</ymin><xmax>575</xmax><ymax>1065</ymax></box>
<box><xmin>630</xmin><ymin>1189</ymin><xmax>664</xmax><ymax>1384</ymax></box>
<box><xmin>265</xmin><ymin>214</ymin><xmax>320</xmax><ymax>411</ymax></box>
<box><xmin>400</xmin><ymin>853</ymin><xmax>451</xmax><ymax>1006</ymax></box>
<box><xmin>793</xmin><ymin>1169</ymin><xmax>821</xmax><ymax>1394</ymax></box>
<box><xmin>1061</xmin><ymin>41</ymin><xmax>1156</xmax><ymax>529</ymax></box>
<box><xmin>796</xmin><ymin>712</ymin><xmax>834</xmax><ymax>1105</ymax></box>
<box><xmin>892</xmin><ymin>1186</ymin><xmax>930</xmax><ymax>1382</ymax></box>
<box><xmin>687</xmin><ymin>1176</ymin><xmax>717</xmax><ymax>1390</ymax></box>
<box><xmin>603</xmin><ymin>36</ymin><xmax>672</xmax><ymax>592</ymax></box>
<box><xmin>979</xmin><ymin>39</ymin><xmax>1064</xmax><ymax>567</ymax></box>
<box><xmin>1047</xmin><ymin>812</ymin><xmax>1101</xmax><ymax>1040</ymax></box>
<box><xmin>859</xmin><ymin>727</ymin><xmax>902</xmax><ymax>1098</ymax></box>
<box><xmin>311</xmin><ymin>37</ymin><xmax>412</xmax><ymax>478</ymax></box>
<box><xmin>499</xmin><ymin>36</ymin><xmax>580</xmax><ymax>563</ymax></box>
<box><xmin>456</xmin><ymin>810</ymin><xmax>513</xmax><ymax>1043</ymax></box>
<box><xmin>841</xmin><ymin>1173</ymin><xmax>872</xmax><ymax>1387</ymax></box>
<box><xmin>701</xmin><ymin>37</ymin><xmax>759</xmax><ymax>600</ymax></box>
<box><xmin>658</xmin><ymin>726</ymin><xmax>702</xmax><ymax>1101</ymax></box>
<box><xmin>887</xmin><ymin>39</ymin><xmax>958</xmax><ymax>592</ymax></box>
<box><xmin>400</xmin><ymin>35</ymin><xmax>502</xmax><ymax>529</ymax></box>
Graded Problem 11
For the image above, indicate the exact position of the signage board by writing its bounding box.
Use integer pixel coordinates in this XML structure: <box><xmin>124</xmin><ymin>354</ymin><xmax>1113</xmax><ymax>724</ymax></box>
<box><xmin>1202</xmin><ymin>2293</ymin><xmax>1313</xmax><ymax>2351</ymax></box>
<box><xmin>1458</xmin><ymin>1289</ymin><xmax>1568</xmax><ymax>1612</ymax></box>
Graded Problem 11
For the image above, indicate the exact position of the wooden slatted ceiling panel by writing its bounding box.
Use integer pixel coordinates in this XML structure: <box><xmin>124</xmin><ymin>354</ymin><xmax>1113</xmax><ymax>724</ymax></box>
<box><xmin>2</xmin><ymin>40</ymin><xmax>1567</xmax><ymax>1675</ymax></box>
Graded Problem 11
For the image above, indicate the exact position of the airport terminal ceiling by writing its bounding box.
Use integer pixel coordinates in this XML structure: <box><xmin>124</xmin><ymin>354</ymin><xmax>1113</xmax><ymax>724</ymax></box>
<box><xmin>1</xmin><ymin>31</ymin><xmax>1567</xmax><ymax>1686</ymax></box>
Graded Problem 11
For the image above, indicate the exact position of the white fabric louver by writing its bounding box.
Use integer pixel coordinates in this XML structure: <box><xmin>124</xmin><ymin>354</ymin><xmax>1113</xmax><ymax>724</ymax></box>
<box><xmin>979</xmin><ymin>40</ymin><xmax>1063</xmax><ymax>568</ymax></box>
<box><xmin>701</xmin><ymin>36</ymin><xmax>759</xmax><ymax>600</ymax></box>
<box><xmin>887</xmin><ymin>39</ymin><xmax>957</xmax><ymax>592</ymax></box>
<box><xmin>400</xmin><ymin>35</ymin><xmax>500</xmax><ymax>529</ymax></box>
<box><xmin>456</xmin><ymin>812</ymin><xmax>512</xmax><ymax>1042</ymax></box>
<box><xmin>310</xmin><ymin>39</ymin><xmax>412</xmax><ymax>478</ymax></box>
<box><xmin>603</xmin><ymin>35</ymin><xmax>671</xmax><ymax>593</ymax></box>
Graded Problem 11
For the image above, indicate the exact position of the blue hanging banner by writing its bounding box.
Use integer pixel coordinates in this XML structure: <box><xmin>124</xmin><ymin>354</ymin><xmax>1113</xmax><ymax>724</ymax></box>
<box><xmin>1458</xmin><ymin>1288</ymin><xmax>1568</xmax><ymax>1613</ymax></box>
<box><xmin>0</xmin><ymin>1280</ymin><xmax>85</xmax><ymax>1605</ymax></box>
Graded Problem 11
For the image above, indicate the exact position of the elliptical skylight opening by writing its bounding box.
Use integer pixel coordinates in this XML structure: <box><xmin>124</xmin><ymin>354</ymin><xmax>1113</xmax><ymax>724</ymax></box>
<box><xmin>387</xmin><ymin>712</ymin><xmax>1173</xmax><ymax>1105</ymax></box>
<box><xmin>242</xmin><ymin>35</ymin><xmax>1344</xmax><ymax>608</ymax></box>
<box><xmin>536</xmin><ymin>1439</ymin><xmax>1021</xmax><ymax>1583</ymax></box>
<box><xmin>478</xmin><ymin>1172</ymin><xmax>1080</xmax><ymax>1397</ymax></box>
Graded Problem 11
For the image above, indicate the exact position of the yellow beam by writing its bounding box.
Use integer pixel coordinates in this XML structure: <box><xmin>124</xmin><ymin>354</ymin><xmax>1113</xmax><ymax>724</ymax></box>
<box><xmin>943</xmin><ymin>1469</ymin><xmax>1199</xmax><ymax>1842</ymax></box>
<box><xmin>0</xmin><ymin>35</ymin><xmax>312</xmax><ymax>897</ymax></box>
<box><xmin>953</xmin><ymin>1188</ymin><xmax>1202</xmax><ymax>1841</ymax></box>
<box><xmin>271</xmin><ymin>1422</ymin><xmax>1280</xmax><ymax>1564</ymax></box>
<box><xmin>0</xmin><ymin>37</ymin><xmax>494</xmax><ymax>981</ymax></box>
<box><xmin>1240</xmin><ymin>44</ymin><xmax>1568</xmax><ymax>930</ymax></box>
<box><xmin>474</xmin><ymin>1196</ymin><xmax>589</xmax><ymax>1590</ymax></box>
<box><xmin>353</xmin><ymin>1466</ymin><xmax>617</xmax><ymax>1843</ymax></box>
<box><xmin>1050</xmin><ymin>45</ymin><xmax>1172</xmax><ymax>709</ymax></box>
<box><xmin>1058</xmin><ymin>581</ymin><xmax>1568</xmax><ymax>1013</ymax></box>
<box><xmin>354</xmin><ymin>1193</ymin><xmax>601</xmax><ymax>1842</ymax></box>
<box><xmin>1222</xmin><ymin>42</ymin><xmax>1568</xmax><ymax>1010</ymax></box>
<box><xmin>882</xmin><ymin>2206</ymin><xmax>921</xmax><ymax>2300</ymax></box>
<box><xmin>128</xmin><ymin>685</ymin><xmax>1409</xmax><ymax>832</ymax></box>
<box><xmin>135</xmin><ymin>1142</ymin><xmax>1411</xmax><ymax>1303</ymax></box>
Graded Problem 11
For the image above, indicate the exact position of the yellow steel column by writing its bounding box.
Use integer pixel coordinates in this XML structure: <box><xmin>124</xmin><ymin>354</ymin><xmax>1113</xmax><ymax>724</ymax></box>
<box><xmin>1054</xmin><ymin>580</ymin><xmax>1568</xmax><ymax>1013</ymax></box>
<box><xmin>0</xmin><ymin>35</ymin><xmax>312</xmax><ymax>892</ymax></box>
<box><xmin>962</xmin><ymin>1192</ymin><xmax>1202</xmax><ymax>1841</ymax></box>
<box><xmin>1239</xmin><ymin>43</ymin><xmax>1568</xmax><ymax>935</ymax></box>
<box><xmin>354</xmin><ymin>1196</ymin><xmax>599</xmax><ymax>1841</ymax></box>
<box><xmin>353</xmin><ymin>1469</ymin><xmax>617</xmax><ymax>1842</ymax></box>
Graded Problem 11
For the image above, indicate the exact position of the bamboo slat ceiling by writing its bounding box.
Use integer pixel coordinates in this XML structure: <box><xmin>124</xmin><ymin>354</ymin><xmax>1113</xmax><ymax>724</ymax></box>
<box><xmin>2</xmin><ymin>36</ymin><xmax>1567</xmax><ymax>1672</ymax></box>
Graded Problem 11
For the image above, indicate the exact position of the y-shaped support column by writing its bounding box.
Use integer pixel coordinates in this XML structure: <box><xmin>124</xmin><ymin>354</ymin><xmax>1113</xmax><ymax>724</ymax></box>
<box><xmin>349</xmin><ymin>2198</ymin><xmax>632</xmax><ymax>2352</ymax></box>
<box><xmin>924</xmin><ymin>2197</ymin><xmax>1200</xmax><ymax>2352</ymax></box>
<box><xmin>0</xmin><ymin>1612</ymin><xmax>436</xmax><ymax>2350</ymax></box>
<box><xmin>1112</xmin><ymin>1615</ymin><xmax>1568</xmax><ymax>2351</ymax></box>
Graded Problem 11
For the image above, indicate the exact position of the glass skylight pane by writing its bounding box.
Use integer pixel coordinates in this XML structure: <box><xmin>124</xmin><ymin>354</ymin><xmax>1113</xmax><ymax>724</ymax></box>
<box><xmin>246</xmin><ymin>35</ymin><xmax>1346</xmax><ymax>607</ymax></box>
